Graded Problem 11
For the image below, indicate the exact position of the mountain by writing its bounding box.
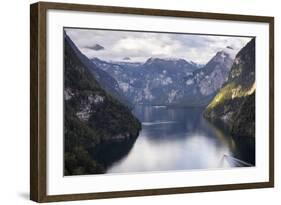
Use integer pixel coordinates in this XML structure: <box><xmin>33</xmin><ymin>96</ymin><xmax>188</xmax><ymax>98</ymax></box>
<box><xmin>92</xmin><ymin>48</ymin><xmax>234</xmax><ymax>107</ymax></box>
<box><xmin>92</xmin><ymin>57</ymin><xmax>197</xmax><ymax>105</ymax></box>
<box><xmin>189</xmin><ymin>61</ymin><xmax>205</xmax><ymax>69</ymax></box>
<box><xmin>64</xmin><ymin>32</ymin><xmax>141</xmax><ymax>175</ymax></box>
<box><xmin>195</xmin><ymin>50</ymin><xmax>234</xmax><ymax>96</ymax></box>
<box><xmin>177</xmin><ymin>48</ymin><xmax>234</xmax><ymax>106</ymax></box>
<box><xmin>204</xmin><ymin>38</ymin><xmax>255</xmax><ymax>138</ymax></box>
<box><xmin>143</xmin><ymin>57</ymin><xmax>198</xmax><ymax>73</ymax></box>
<box><xmin>64</xmin><ymin>32</ymin><xmax>132</xmax><ymax>108</ymax></box>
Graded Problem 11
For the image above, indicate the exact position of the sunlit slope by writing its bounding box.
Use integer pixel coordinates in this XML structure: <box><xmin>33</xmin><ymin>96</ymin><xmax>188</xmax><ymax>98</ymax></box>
<box><xmin>204</xmin><ymin>38</ymin><xmax>255</xmax><ymax>138</ymax></box>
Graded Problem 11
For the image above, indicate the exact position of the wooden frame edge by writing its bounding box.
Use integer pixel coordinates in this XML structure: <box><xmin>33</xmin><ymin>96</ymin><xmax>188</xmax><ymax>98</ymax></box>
<box><xmin>30</xmin><ymin>2</ymin><xmax>48</xmax><ymax>202</ymax></box>
<box><xmin>39</xmin><ymin>181</ymin><xmax>273</xmax><ymax>203</ymax></box>
<box><xmin>30</xmin><ymin>1</ymin><xmax>274</xmax><ymax>202</ymax></box>
<box><xmin>37</xmin><ymin>1</ymin><xmax>274</xmax><ymax>22</ymax></box>
<box><xmin>269</xmin><ymin>17</ymin><xmax>274</xmax><ymax>188</ymax></box>
<box><xmin>30</xmin><ymin>2</ymin><xmax>39</xmax><ymax>202</ymax></box>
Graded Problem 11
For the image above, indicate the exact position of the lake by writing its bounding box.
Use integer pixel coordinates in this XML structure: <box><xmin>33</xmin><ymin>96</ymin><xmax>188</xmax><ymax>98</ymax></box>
<box><xmin>106</xmin><ymin>105</ymin><xmax>255</xmax><ymax>174</ymax></box>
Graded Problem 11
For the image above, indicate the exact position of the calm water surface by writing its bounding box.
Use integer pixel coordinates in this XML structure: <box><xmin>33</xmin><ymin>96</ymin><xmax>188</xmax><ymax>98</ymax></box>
<box><xmin>106</xmin><ymin>105</ymin><xmax>255</xmax><ymax>174</ymax></box>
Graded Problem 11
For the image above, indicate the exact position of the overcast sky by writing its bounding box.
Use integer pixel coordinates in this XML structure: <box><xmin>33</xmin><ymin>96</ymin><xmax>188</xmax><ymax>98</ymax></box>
<box><xmin>65</xmin><ymin>28</ymin><xmax>252</xmax><ymax>64</ymax></box>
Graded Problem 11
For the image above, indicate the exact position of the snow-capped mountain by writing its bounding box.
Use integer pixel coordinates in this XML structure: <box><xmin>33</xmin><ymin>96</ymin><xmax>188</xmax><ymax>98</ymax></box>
<box><xmin>91</xmin><ymin>48</ymin><xmax>234</xmax><ymax>107</ymax></box>
<box><xmin>172</xmin><ymin>49</ymin><xmax>234</xmax><ymax>106</ymax></box>
<box><xmin>191</xmin><ymin>50</ymin><xmax>234</xmax><ymax>96</ymax></box>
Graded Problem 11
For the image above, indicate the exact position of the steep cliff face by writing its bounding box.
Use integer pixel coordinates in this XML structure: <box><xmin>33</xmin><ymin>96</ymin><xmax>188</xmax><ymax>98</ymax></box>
<box><xmin>204</xmin><ymin>38</ymin><xmax>255</xmax><ymax>138</ymax></box>
<box><xmin>64</xmin><ymin>31</ymin><xmax>132</xmax><ymax>108</ymax></box>
<box><xmin>64</xmin><ymin>33</ymin><xmax>141</xmax><ymax>175</ymax></box>
<box><xmin>178</xmin><ymin>49</ymin><xmax>234</xmax><ymax>106</ymax></box>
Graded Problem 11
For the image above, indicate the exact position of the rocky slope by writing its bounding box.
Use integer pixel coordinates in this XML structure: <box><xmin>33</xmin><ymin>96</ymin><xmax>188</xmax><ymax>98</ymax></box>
<box><xmin>204</xmin><ymin>38</ymin><xmax>255</xmax><ymax>138</ymax></box>
<box><xmin>65</xmin><ymin>31</ymin><xmax>132</xmax><ymax>108</ymax></box>
<box><xmin>64</xmin><ymin>32</ymin><xmax>141</xmax><ymax>175</ymax></box>
<box><xmin>92</xmin><ymin>47</ymin><xmax>234</xmax><ymax>106</ymax></box>
<box><xmin>177</xmin><ymin>49</ymin><xmax>234</xmax><ymax>106</ymax></box>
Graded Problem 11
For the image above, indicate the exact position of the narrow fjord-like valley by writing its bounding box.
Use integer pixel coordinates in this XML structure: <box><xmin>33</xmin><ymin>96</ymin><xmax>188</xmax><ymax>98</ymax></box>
<box><xmin>64</xmin><ymin>30</ymin><xmax>255</xmax><ymax>175</ymax></box>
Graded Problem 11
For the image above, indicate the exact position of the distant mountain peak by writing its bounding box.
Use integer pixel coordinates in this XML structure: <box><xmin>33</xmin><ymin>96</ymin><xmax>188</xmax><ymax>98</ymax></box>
<box><xmin>217</xmin><ymin>50</ymin><xmax>231</xmax><ymax>58</ymax></box>
<box><xmin>144</xmin><ymin>58</ymin><xmax>202</xmax><ymax>70</ymax></box>
<box><xmin>209</xmin><ymin>50</ymin><xmax>232</xmax><ymax>64</ymax></box>
<box><xmin>204</xmin><ymin>38</ymin><xmax>255</xmax><ymax>138</ymax></box>
<box><xmin>221</xmin><ymin>46</ymin><xmax>238</xmax><ymax>59</ymax></box>
<box><xmin>144</xmin><ymin>57</ymin><xmax>189</xmax><ymax>65</ymax></box>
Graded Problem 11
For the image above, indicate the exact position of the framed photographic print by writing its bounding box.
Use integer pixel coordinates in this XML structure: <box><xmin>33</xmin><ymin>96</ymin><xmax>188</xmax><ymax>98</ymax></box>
<box><xmin>30</xmin><ymin>1</ymin><xmax>274</xmax><ymax>202</ymax></box>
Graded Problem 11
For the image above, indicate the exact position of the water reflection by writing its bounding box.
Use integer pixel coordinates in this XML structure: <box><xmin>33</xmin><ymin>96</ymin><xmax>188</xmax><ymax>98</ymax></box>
<box><xmin>106</xmin><ymin>105</ymin><xmax>255</xmax><ymax>174</ymax></box>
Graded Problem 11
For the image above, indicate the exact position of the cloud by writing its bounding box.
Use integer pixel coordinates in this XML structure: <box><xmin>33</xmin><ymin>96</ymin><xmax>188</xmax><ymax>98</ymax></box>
<box><xmin>64</xmin><ymin>28</ymin><xmax>252</xmax><ymax>64</ymax></box>
<box><xmin>123</xmin><ymin>57</ymin><xmax>131</xmax><ymax>60</ymax></box>
<box><xmin>84</xmin><ymin>44</ymin><xmax>105</xmax><ymax>51</ymax></box>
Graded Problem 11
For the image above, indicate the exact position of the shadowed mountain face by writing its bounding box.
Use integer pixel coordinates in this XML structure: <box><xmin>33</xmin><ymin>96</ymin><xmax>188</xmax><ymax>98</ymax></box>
<box><xmin>91</xmin><ymin>47</ymin><xmax>234</xmax><ymax>107</ymax></box>
<box><xmin>64</xmin><ymin>33</ymin><xmax>141</xmax><ymax>175</ymax></box>
<box><xmin>204</xmin><ymin>38</ymin><xmax>255</xmax><ymax>138</ymax></box>
<box><xmin>64</xmin><ymin>32</ymin><xmax>132</xmax><ymax>108</ymax></box>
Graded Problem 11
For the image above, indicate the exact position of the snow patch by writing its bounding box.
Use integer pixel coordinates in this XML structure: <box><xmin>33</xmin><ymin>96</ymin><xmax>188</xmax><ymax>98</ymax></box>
<box><xmin>64</xmin><ymin>88</ymin><xmax>74</xmax><ymax>100</ymax></box>
<box><xmin>119</xmin><ymin>82</ymin><xmax>130</xmax><ymax>92</ymax></box>
<box><xmin>186</xmin><ymin>79</ymin><xmax>194</xmax><ymax>85</ymax></box>
<box><xmin>76</xmin><ymin>104</ymin><xmax>91</xmax><ymax>121</ymax></box>
<box><xmin>144</xmin><ymin>86</ymin><xmax>154</xmax><ymax>100</ymax></box>
<box><xmin>88</xmin><ymin>94</ymin><xmax>104</xmax><ymax>104</ymax></box>
<box><xmin>168</xmin><ymin>90</ymin><xmax>178</xmax><ymax>103</ymax></box>
<box><xmin>221</xmin><ymin>112</ymin><xmax>234</xmax><ymax>123</ymax></box>
<box><xmin>162</xmin><ymin>77</ymin><xmax>172</xmax><ymax>85</ymax></box>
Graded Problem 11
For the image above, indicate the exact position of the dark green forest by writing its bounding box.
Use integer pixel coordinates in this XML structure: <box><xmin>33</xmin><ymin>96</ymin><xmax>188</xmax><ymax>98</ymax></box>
<box><xmin>64</xmin><ymin>33</ymin><xmax>141</xmax><ymax>175</ymax></box>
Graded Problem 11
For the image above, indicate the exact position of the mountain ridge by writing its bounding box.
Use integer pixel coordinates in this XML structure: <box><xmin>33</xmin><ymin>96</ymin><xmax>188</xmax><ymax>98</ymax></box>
<box><xmin>64</xmin><ymin>32</ymin><xmax>141</xmax><ymax>175</ymax></box>
<box><xmin>204</xmin><ymin>38</ymin><xmax>255</xmax><ymax>138</ymax></box>
<box><xmin>91</xmin><ymin>49</ymin><xmax>234</xmax><ymax>107</ymax></box>
<box><xmin>64</xmin><ymin>32</ymin><xmax>132</xmax><ymax>108</ymax></box>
